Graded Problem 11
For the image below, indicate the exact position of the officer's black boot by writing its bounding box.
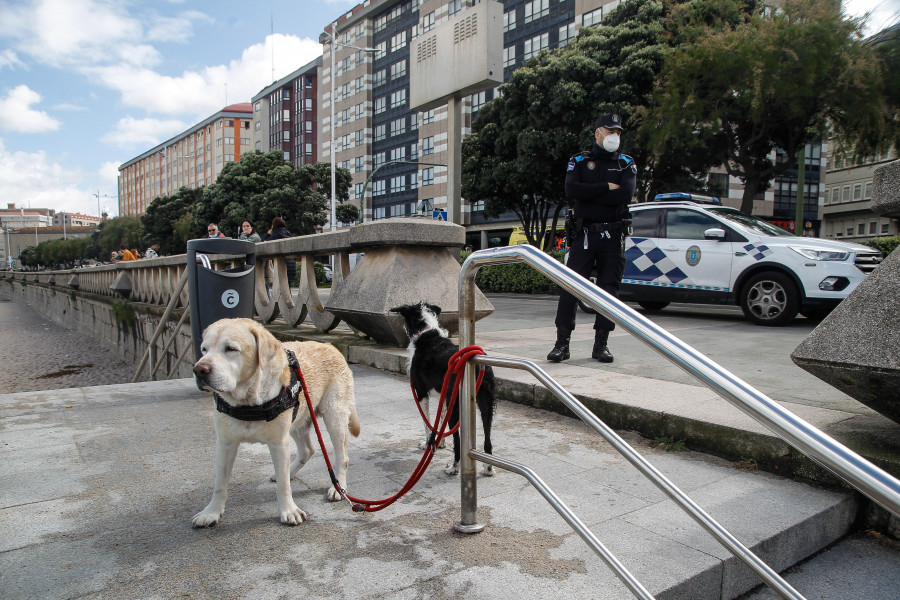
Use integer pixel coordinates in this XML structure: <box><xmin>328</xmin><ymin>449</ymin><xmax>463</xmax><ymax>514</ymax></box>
<box><xmin>591</xmin><ymin>330</ymin><xmax>614</xmax><ymax>363</ymax></box>
<box><xmin>547</xmin><ymin>328</ymin><xmax>571</xmax><ymax>362</ymax></box>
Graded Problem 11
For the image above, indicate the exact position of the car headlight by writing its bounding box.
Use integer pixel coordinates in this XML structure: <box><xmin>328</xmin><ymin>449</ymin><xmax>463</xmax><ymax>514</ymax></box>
<box><xmin>789</xmin><ymin>246</ymin><xmax>850</xmax><ymax>261</ymax></box>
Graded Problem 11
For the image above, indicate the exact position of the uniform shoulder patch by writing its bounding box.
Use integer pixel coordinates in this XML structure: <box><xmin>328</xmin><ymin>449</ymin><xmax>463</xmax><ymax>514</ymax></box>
<box><xmin>567</xmin><ymin>152</ymin><xmax>588</xmax><ymax>172</ymax></box>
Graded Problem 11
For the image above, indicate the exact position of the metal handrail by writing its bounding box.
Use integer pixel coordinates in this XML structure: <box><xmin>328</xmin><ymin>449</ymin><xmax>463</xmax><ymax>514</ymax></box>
<box><xmin>456</xmin><ymin>244</ymin><xmax>900</xmax><ymax>599</ymax></box>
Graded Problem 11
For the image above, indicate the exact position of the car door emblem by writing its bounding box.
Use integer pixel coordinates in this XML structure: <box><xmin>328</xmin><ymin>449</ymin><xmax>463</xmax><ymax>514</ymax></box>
<box><xmin>686</xmin><ymin>245</ymin><xmax>702</xmax><ymax>267</ymax></box>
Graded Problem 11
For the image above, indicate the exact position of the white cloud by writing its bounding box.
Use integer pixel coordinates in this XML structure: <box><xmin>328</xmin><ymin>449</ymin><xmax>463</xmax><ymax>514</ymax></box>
<box><xmin>0</xmin><ymin>49</ymin><xmax>26</xmax><ymax>71</ymax></box>
<box><xmin>0</xmin><ymin>85</ymin><xmax>62</xmax><ymax>133</ymax></box>
<box><xmin>101</xmin><ymin>116</ymin><xmax>188</xmax><ymax>149</ymax></box>
<box><xmin>0</xmin><ymin>137</ymin><xmax>108</xmax><ymax>216</ymax></box>
<box><xmin>86</xmin><ymin>34</ymin><xmax>322</xmax><ymax>118</ymax></box>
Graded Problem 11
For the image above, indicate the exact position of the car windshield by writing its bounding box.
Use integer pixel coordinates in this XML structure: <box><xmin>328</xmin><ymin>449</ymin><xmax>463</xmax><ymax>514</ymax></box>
<box><xmin>708</xmin><ymin>207</ymin><xmax>794</xmax><ymax>237</ymax></box>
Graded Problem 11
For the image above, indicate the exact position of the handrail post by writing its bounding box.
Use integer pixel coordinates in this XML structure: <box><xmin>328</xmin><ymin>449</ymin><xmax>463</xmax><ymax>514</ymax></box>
<box><xmin>454</xmin><ymin>255</ymin><xmax>484</xmax><ymax>533</ymax></box>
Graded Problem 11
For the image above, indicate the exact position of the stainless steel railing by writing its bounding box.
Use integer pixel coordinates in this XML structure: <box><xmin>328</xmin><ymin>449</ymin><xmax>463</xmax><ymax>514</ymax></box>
<box><xmin>455</xmin><ymin>244</ymin><xmax>900</xmax><ymax>600</ymax></box>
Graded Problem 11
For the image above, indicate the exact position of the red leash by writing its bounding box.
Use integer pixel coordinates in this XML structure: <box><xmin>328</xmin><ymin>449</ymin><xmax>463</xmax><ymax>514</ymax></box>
<box><xmin>298</xmin><ymin>346</ymin><xmax>485</xmax><ymax>513</ymax></box>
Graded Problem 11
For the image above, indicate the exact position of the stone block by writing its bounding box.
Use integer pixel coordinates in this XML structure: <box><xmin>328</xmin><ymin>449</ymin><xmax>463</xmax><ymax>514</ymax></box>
<box><xmin>871</xmin><ymin>160</ymin><xmax>900</xmax><ymax>217</ymax></box>
<box><xmin>791</xmin><ymin>246</ymin><xmax>900</xmax><ymax>423</ymax></box>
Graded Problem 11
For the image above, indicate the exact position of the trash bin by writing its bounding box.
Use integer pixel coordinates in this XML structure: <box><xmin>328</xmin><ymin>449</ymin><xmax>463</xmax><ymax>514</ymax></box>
<box><xmin>186</xmin><ymin>238</ymin><xmax>256</xmax><ymax>361</ymax></box>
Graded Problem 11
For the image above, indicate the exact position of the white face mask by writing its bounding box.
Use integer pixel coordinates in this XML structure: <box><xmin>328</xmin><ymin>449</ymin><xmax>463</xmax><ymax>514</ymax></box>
<box><xmin>602</xmin><ymin>132</ymin><xmax>620</xmax><ymax>153</ymax></box>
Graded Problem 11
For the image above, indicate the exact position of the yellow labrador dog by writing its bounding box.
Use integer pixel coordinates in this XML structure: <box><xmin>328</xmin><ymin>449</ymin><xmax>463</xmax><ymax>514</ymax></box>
<box><xmin>191</xmin><ymin>318</ymin><xmax>360</xmax><ymax>527</ymax></box>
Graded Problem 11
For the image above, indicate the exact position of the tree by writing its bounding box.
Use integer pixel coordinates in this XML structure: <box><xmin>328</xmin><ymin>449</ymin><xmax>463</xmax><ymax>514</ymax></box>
<box><xmin>192</xmin><ymin>151</ymin><xmax>352</xmax><ymax>238</ymax></box>
<box><xmin>462</xmin><ymin>0</ymin><xmax>724</xmax><ymax>250</ymax></box>
<box><xmin>141</xmin><ymin>187</ymin><xmax>201</xmax><ymax>255</ymax></box>
<box><xmin>650</xmin><ymin>0</ymin><xmax>889</xmax><ymax>214</ymax></box>
<box><xmin>335</xmin><ymin>202</ymin><xmax>360</xmax><ymax>225</ymax></box>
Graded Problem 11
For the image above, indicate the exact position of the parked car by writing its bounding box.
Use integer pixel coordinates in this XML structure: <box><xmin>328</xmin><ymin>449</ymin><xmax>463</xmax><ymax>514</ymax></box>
<box><xmin>606</xmin><ymin>195</ymin><xmax>882</xmax><ymax>326</ymax></box>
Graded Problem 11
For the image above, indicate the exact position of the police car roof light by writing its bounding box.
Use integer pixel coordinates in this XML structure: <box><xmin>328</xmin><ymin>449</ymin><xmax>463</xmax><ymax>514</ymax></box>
<box><xmin>653</xmin><ymin>193</ymin><xmax>721</xmax><ymax>205</ymax></box>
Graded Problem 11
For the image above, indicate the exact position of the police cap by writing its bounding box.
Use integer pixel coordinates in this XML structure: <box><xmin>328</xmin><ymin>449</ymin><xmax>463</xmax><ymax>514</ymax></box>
<box><xmin>595</xmin><ymin>113</ymin><xmax>624</xmax><ymax>131</ymax></box>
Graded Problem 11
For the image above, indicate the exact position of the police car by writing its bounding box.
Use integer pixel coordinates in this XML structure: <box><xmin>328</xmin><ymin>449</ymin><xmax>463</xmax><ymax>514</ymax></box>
<box><xmin>616</xmin><ymin>193</ymin><xmax>883</xmax><ymax>326</ymax></box>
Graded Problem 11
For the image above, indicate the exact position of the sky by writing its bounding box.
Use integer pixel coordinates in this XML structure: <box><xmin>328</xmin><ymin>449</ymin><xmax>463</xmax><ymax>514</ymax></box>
<box><xmin>0</xmin><ymin>0</ymin><xmax>898</xmax><ymax>220</ymax></box>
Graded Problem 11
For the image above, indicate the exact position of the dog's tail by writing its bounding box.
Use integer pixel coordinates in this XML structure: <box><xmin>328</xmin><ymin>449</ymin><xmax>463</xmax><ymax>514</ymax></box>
<box><xmin>348</xmin><ymin>403</ymin><xmax>361</xmax><ymax>437</ymax></box>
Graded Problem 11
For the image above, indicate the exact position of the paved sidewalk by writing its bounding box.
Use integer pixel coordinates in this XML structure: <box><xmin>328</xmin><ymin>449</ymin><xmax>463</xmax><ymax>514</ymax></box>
<box><xmin>1</xmin><ymin>373</ymin><xmax>887</xmax><ymax>600</ymax></box>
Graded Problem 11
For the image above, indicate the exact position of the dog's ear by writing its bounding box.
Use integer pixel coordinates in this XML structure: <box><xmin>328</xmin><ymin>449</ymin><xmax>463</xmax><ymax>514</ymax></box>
<box><xmin>250</xmin><ymin>320</ymin><xmax>281</xmax><ymax>368</ymax></box>
<box><xmin>426</xmin><ymin>303</ymin><xmax>442</xmax><ymax>317</ymax></box>
<box><xmin>389</xmin><ymin>305</ymin><xmax>405</xmax><ymax>314</ymax></box>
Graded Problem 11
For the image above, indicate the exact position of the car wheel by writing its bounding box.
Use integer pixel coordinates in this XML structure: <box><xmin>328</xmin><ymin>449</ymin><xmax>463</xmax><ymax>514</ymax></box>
<box><xmin>740</xmin><ymin>271</ymin><xmax>800</xmax><ymax>326</ymax></box>
<box><xmin>638</xmin><ymin>301</ymin><xmax>669</xmax><ymax>312</ymax></box>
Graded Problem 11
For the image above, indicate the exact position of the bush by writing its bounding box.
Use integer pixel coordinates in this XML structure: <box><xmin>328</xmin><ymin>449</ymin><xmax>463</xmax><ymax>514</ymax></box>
<box><xmin>864</xmin><ymin>236</ymin><xmax>900</xmax><ymax>257</ymax></box>
<box><xmin>461</xmin><ymin>250</ymin><xmax>565</xmax><ymax>294</ymax></box>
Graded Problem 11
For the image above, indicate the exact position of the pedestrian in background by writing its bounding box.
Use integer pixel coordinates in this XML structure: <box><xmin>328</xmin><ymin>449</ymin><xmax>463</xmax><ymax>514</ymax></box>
<box><xmin>144</xmin><ymin>243</ymin><xmax>161</xmax><ymax>259</ymax></box>
<box><xmin>119</xmin><ymin>245</ymin><xmax>137</xmax><ymax>261</ymax></box>
<box><xmin>547</xmin><ymin>113</ymin><xmax>637</xmax><ymax>364</ymax></box>
<box><xmin>264</xmin><ymin>217</ymin><xmax>296</xmax><ymax>285</ymax></box>
<box><xmin>207</xmin><ymin>223</ymin><xmax>226</xmax><ymax>238</ymax></box>
<box><xmin>238</xmin><ymin>219</ymin><xmax>261</xmax><ymax>243</ymax></box>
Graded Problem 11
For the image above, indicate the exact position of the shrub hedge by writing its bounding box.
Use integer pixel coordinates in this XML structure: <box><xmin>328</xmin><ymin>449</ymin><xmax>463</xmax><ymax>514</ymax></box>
<box><xmin>461</xmin><ymin>250</ymin><xmax>565</xmax><ymax>294</ymax></box>
<box><xmin>864</xmin><ymin>236</ymin><xmax>900</xmax><ymax>257</ymax></box>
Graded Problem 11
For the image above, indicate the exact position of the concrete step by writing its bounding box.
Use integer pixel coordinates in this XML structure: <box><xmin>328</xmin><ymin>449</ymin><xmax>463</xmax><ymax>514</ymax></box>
<box><xmin>0</xmin><ymin>371</ymin><xmax>864</xmax><ymax>599</ymax></box>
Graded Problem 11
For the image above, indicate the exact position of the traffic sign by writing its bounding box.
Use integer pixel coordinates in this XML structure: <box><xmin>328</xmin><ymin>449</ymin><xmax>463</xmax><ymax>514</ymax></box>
<box><xmin>433</xmin><ymin>210</ymin><xmax>447</xmax><ymax>221</ymax></box>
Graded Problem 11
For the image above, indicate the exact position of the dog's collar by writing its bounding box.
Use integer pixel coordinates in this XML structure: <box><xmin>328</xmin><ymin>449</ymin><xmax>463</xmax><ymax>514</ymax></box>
<box><xmin>214</xmin><ymin>349</ymin><xmax>303</xmax><ymax>422</ymax></box>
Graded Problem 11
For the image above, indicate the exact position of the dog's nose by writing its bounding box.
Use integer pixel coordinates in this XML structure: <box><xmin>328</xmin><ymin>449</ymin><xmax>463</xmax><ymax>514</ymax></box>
<box><xmin>193</xmin><ymin>362</ymin><xmax>210</xmax><ymax>375</ymax></box>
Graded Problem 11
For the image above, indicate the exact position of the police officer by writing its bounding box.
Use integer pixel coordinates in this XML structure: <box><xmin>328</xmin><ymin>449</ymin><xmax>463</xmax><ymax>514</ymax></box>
<box><xmin>548</xmin><ymin>113</ymin><xmax>637</xmax><ymax>363</ymax></box>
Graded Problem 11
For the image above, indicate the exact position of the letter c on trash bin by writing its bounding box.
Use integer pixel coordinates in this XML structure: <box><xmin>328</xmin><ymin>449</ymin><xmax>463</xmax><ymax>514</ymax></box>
<box><xmin>222</xmin><ymin>289</ymin><xmax>239</xmax><ymax>309</ymax></box>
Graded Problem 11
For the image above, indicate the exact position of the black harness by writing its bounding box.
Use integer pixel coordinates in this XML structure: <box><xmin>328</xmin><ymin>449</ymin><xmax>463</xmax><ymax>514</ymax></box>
<box><xmin>214</xmin><ymin>349</ymin><xmax>303</xmax><ymax>422</ymax></box>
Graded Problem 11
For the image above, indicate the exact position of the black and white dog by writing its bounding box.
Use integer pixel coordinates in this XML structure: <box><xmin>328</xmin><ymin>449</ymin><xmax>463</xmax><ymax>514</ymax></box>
<box><xmin>390</xmin><ymin>302</ymin><xmax>495</xmax><ymax>476</ymax></box>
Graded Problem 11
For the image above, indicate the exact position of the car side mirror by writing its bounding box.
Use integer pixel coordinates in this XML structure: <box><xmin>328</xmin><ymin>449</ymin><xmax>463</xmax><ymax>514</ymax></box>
<box><xmin>704</xmin><ymin>228</ymin><xmax>726</xmax><ymax>240</ymax></box>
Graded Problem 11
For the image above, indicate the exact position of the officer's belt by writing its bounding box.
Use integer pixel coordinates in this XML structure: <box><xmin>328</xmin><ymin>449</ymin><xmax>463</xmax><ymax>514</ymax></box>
<box><xmin>581</xmin><ymin>220</ymin><xmax>626</xmax><ymax>232</ymax></box>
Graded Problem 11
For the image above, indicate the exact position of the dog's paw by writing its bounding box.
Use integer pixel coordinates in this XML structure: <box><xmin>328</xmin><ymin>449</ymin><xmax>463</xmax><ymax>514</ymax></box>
<box><xmin>280</xmin><ymin>505</ymin><xmax>307</xmax><ymax>525</ymax></box>
<box><xmin>444</xmin><ymin>461</ymin><xmax>460</xmax><ymax>476</ymax></box>
<box><xmin>418</xmin><ymin>438</ymin><xmax>447</xmax><ymax>450</ymax></box>
<box><xmin>192</xmin><ymin>508</ymin><xmax>223</xmax><ymax>528</ymax></box>
<box><xmin>325</xmin><ymin>487</ymin><xmax>345</xmax><ymax>502</ymax></box>
<box><xmin>480</xmin><ymin>465</ymin><xmax>495</xmax><ymax>477</ymax></box>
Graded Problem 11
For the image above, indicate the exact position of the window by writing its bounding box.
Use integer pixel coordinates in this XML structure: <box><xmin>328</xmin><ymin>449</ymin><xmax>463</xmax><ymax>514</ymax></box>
<box><xmin>375</xmin><ymin>96</ymin><xmax>387</xmax><ymax>114</ymax></box>
<box><xmin>853</xmin><ymin>184</ymin><xmax>862</xmax><ymax>201</ymax></box>
<box><xmin>391</xmin><ymin>31</ymin><xmax>407</xmax><ymax>53</ymax></box>
<box><xmin>410</xmin><ymin>142</ymin><xmax>418</xmax><ymax>160</ymax></box>
<box><xmin>283</xmin><ymin>131</ymin><xmax>290</xmax><ymax>142</ymax></box>
<box><xmin>869</xmin><ymin>222</ymin><xmax>877</xmax><ymax>234</ymax></box>
<box><xmin>858</xmin><ymin>223</ymin><xmax>865</xmax><ymax>235</ymax></box>
<box><xmin>390</xmin><ymin>118</ymin><xmax>406</xmax><ymax>137</ymax></box>
<box><xmin>842</xmin><ymin>186</ymin><xmax>850</xmax><ymax>202</ymax></box>
<box><xmin>375</xmin><ymin>124</ymin><xmax>386</xmax><ymax>142</ymax></box>
<box><xmin>374</xmin><ymin>69</ymin><xmax>386</xmax><ymax>87</ymax></box>
<box><xmin>410</xmin><ymin>171</ymin><xmax>418</xmax><ymax>189</ymax></box>
<box><xmin>831</xmin><ymin>188</ymin><xmax>840</xmax><ymax>204</ymax></box>
<box><xmin>390</xmin><ymin>59</ymin><xmax>407</xmax><ymax>80</ymax></box>
<box><xmin>422</xmin><ymin>136</ymin><xmax>435</xmax><ymax>155</ymax></box>
<box><xmin>504</xmin><ymin>10</ymin><xmax>516</xmax><ymax>32</ymax></box>
<box><xmin>583</xmin><ymin>7</ymin><xmax>602</xmax><ymax>27</ymax></box>
<box><xmin>341</xmin><ymin>134</ymin><xmax>351</xmax><ymax>150</ymax></box>
<box><xmin>355</xmin><ymin>129</ymin><xmax>364</xmax><ymax>145</ymax></box>
<box><xmin>305</xmin><ymin>143</ymin><xmax>313</xmax><ymax>155</ymax></box>
<box><xmin>374</xmin><ymin>180</ymin><xmax>386</xmax><ymax>196</ymax></box>
<box><xmin>524</xmin><ymin>33</ymin><xmax>549</xmax><ymax>61</ymax></box>
<box><xmin>423</xmin><ymin>11</ymin><xmax>435</xmax><ymax>32</ymax></box>
<box><xmin>559</xmin><ymin>23</ymin><xmax>577</xmax><ymax>47</ymax></box>
<box><xmin>255</xmin><ymin>141</ymin><xmax>261</xmax><ymax>149</ymax></box>
<box><xmin>664</xmin><ymin>209</ymin><xmax>720</xmax><ymax>240</ymax></box>
<box><xmin>305</xmin><ymin>98</ymin><xmax>312</xmax><ymax>111</ymax></box>
<box><xmin>448</xmin><ymin>0</ymin><xmax>461</xmax><ymax>17</ymax></box>
<box><xmin>355</xmin><ymin>183</ymin><xmax>365</xmax><ymax>199</ymax></box>
<box><xmin>254</xmin><ymin>101</ymin><xmax>261</xmax><ymax>112</ymax></box>
<box><xmin>422</xmin><ymin>109</ymin><xmax>435</xmax><ymax>124</ymax></box>
<box><xmin>847</xmin><ymin>227</ymin><xmax>854</xmax><ymax>236</ymax></box>
<box><xmin>525</xmin><ymin>0</ymin><xmax>549</xmax><ymax>23</ymax></box>
<box><xmin>422</xmin><ymin>167</ymin><xmax>435</xmax><ymax>186</ymax></box>
<box><xmin>374</xmin><ymin>152</ymin><xmax>386</xmax><ymax>169</ymax></box>
<box><xmin>305</xmin><ymin>121</ymin><xmax>313</xmax><ymax>133</ymax></box>
<box><xmin>374</xmin><ymin>15</ymin><xmax>387</xmax><ymax>33</ymax></box>
<box><xmin>390</xmin><ymin>89</ymin><xmax>407</xmax><ymax>109</ymax></box>
<box><xmin>883</xmin><ymin>224</ymin><xmax>890</xmax><ymax>233</ymax></box>
<box><xmin>503</xmin><ymin>46</ymin><xmax>516</xmax><ymax>69</ymax></box>
<box><xmin>354</xmin><ymin>76</ymin><xmax>364</xmax><ymax>94</ymax></box>
<box><xmin>390</xmin><ymin>176</ymin><xmax>406</xmax><ymax>193</ymax></box>
<box><xmin>390</xmin><ymin>146</ymin><xmax>406</xmax><ymax>161</ymax></box>
<box><xmin>864</xmin><ymin>182</ymin><xmax>872</xmax><ymax>200</ymax></box>
<box><xmin>631</xmin><ymin>209</ymin><xmax>659</xmax><ymax>237</ymax></box>
<box><xmin>470</xmin><ymin>91</ymin><xmax>487</xmax><ymax>113</ymax></box>
<box><xmin>374</xmin><ymin>206</ymin><xmax>386</xmax><ymax>220</ymax></box>
<box><xmin>374</xmin><ymin>41</ymin><xmax>387</xmax><ymax>60</ymax></box>
<box><xmin>355</xmin><ymin>156</ymin><xmax>365</xmax><ymax>173</ymax></box>
<box><xmin>354</xmin><ymin>103</ymin><xmax>364</xmax><ymax>119</ymax></box>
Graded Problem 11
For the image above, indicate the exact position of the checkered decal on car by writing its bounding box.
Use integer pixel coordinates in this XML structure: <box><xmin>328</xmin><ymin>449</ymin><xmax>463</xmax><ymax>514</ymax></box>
<box><xmin>623</xmin><ymin>238</ymin><xmax>688</xmax><ymax>284</ymax></box>
<box><xmin>744</xmin><ymin>243</ymin><xmax>772</xmax><ymax>261</ymax></box>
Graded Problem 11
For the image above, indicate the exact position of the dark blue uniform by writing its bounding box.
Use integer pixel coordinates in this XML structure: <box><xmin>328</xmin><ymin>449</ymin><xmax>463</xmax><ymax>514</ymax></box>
<box><xmin>556</xmin><ymin>142</ymin><xmax>637</xmax><ymax>332</ymax></box>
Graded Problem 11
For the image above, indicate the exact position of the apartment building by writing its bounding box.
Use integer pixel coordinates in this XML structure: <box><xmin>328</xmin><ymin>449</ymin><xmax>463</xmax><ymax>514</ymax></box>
<box><xmin>54</xmin><ymin>212</ymin><xmax>102</xmax><ymax>228</ymax></box>
<box><xmin>251</xmin><ymin>57</ymin><xmax>323</xmax><ymax>168</ymax></box>
<box><xmin>821</xmin><ymin>145</ymin><xmax>898</xmax><ymax>242</ymax></box>
<box><xmin>118</xmin><ymin>104</ymin><xmax>253</xmax><ymax>217</ymax></box>
<box><xmin>0</xmin><ymin>203</ymin><xmax>54</xmax><ymax>229</ymax></box>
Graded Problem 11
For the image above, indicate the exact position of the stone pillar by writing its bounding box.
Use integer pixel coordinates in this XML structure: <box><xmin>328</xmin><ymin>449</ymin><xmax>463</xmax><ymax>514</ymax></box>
<box><xmin>791</xmin><ymin>160</ymin><xmax>900</xmax><ymax>424</ymax></box>
<box><xmin>325</xmin><ymin>218</ymin><xmax>494</xmax><ymax>346</ymax></box>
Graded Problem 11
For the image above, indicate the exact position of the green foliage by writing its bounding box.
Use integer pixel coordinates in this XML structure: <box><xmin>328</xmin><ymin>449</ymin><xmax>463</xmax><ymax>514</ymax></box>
<box><xmin>864</xmin><ymin>236</ymin><xmax>900</xmax><ymax>257</ymax></box>
<box><xmin>191</xmin><ymin>151</ymin><xmax>352</xmax><ymax>239</ymax></box>
<box><xmin>111</xmin><ymin>301</ymin><xmax>137</xmax><ymax>327</ymax></box>
<box><xmin>335</xmin><ymin>202</ymin><xmax>360</xmax><ymax>225</ymax></box>
<box><xmin>461</xmin><ymin>250</ymin><xmax>565</xmax><ymax>294</ymax></box>
<box><xmin>93</xmin><ymin>216</ymin><xmax>143</xmax><ymax>256</ymax></box>
<box><xmin>653</xmin><ymin>436</ymin><xmax>687</xmax><ymax>452</ymax></box>
<box><xmin>141</xmin><ymin>187</ymin><xmax>202</xmax><ymax>255</ymax></box>
<box><xmin>651</xmin><ymin>0</ymin><xmax>889</xmax><ymax>213</ymax></box>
